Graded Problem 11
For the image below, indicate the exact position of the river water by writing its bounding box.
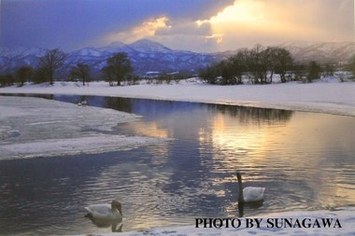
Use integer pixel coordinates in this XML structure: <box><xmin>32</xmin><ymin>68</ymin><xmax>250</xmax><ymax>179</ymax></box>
<box><xmin>0</xmin><ymin>95</ymin><xmax>354</xmax><ymax>235</ymax></box>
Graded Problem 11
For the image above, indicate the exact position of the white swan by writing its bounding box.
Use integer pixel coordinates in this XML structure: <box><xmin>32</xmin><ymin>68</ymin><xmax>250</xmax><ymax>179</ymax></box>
<box><xmin>237</xmin><ymin>172</ymin><xmax>265</xmax><ymax>203</ymax></box>
<box><xmin>77</xmin><ymin>100</ymin><xmax>87</xmax><ymax>106</ymax></box>
<box><xmin>84</xmin><ymin>200</ymin><xmax>122</xmax><ymax>221</ymax></box>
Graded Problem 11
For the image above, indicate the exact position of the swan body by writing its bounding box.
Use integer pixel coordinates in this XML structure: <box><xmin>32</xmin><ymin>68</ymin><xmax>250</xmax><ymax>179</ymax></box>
<box><xmin>242</xmin><ymin>186</ymin><xmax>265</xmax><ymax>202</ymax></box>
<box><xmin>237</xmin><ymin>172</ymin><xmax>265</xmax><ymax>203</ymax></box>
<box><xmin>77</xmin><ymin>100</ymin><xmax>87</xmax><ymax>106</ymax></box>
<box><xmin>85</xmin><ymin>200</ymin><xmax>122</xmax><ymax>221</ymax></box>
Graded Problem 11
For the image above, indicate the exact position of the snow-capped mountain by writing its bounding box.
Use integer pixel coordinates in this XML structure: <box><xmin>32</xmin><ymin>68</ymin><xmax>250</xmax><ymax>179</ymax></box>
<box><xmin>129</xmin><ymin>39</ymin><xmax>172</xmax><ymax>53</ymax></box>
<box><xmin>277</xmin><ymin>41</ymin><xmax>355</xmax><ymax>64</ymax></box>
<box><xmin>0</xmin><ymin>47</ymin><xmax>47</xmax><ymax>73</ymax></box>
<box><xmin>0</xmin><ymin>40</ymin><xmax>221</xmax><ymax>76</ymax></box>
<box><xmin>99</xmin><ymin>41</ymin><xmax>137</xmax><ymax>54</ymax></box>
<box><xmin>1</xmin><ymin>40</ymin><xmax>355</xmax><ymax>77</ymax></box>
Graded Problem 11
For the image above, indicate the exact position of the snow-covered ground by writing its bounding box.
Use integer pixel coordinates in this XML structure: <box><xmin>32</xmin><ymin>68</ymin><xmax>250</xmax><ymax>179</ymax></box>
<box><xmin>0</xmin><ymin>96</ymin><xmax>166</xmax><ymax>160</ymax></box>
<box><xmin>74</xmin><ymin>207</ymin><xmax>355</xmax><ymax>236</ymax></box>
<box><xmin>1</xmin><ymin>78</ymin><xmax>355</xmax><ymax>117</ymax></box>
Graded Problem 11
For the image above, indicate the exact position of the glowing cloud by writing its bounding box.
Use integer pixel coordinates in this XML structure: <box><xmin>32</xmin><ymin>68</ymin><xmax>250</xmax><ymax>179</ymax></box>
<box><xmin>99</xmin><ymin>0</ymin><xmax>353</xmax><ymax>52</ymax></box>
<box><xmin>210</xmin><ymin>0</ymin><xmax>265</xmax><ymax>24</ymax></box>
<box><xmin>192</xmin><ymin>0</ymin><xmax>354</xmax><ymax>50</ymax></box>
<box><xmin>104</xmin><ymin>16</ymin><xmax>170</xmax><ymax>44</ymax></box>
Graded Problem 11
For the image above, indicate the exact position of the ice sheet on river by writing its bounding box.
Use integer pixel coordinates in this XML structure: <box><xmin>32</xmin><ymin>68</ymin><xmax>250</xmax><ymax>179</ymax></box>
<box><xmin>0</xmin><ymin>96</ymin><xmax>164</xmax><ymax>160</ymax></box>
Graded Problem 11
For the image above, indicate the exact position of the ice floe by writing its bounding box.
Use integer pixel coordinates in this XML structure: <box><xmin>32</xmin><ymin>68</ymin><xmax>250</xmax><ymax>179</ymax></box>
<box><xmin>0</xmin><ymin>96</ymin><xmax>166</xmax><ymax>160</ymax></box>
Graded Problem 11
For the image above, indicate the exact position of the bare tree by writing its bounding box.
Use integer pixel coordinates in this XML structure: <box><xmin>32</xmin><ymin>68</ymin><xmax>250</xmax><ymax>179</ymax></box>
<box><xmin>266</xmin><ymin>47</ymin><xmax>293</xmax><ymax>83</ymax></box>
<box><xmin>227</xmin><ymin>52</ymin><xmax>246</xmax><ymax>84</ymax></box>
<box><xmin>292</xmin><ymin>63</ymin><xmax>306</xmax><ymax>82</ymax></box>
<box><xmin>38</xmin><ymin>49</ymin><xmax>66</xmax><ymax>85</ymax></box>
<box><xmin>348</xmin><ymin>54</ymin><xmax>355</xmax><ymax>79</ymax></box>
<box><xmin>101</xmin><ymin>52</ymin><xmax>132</xmax><ymax>86</ymax></box>
<box><xmin>0</xmin><ymin>74</ymin><xmax>15</xmax><ymax>87</ymax></box>
<box><xmin>16</xmin><ymin>66</ymin><xmax>33</xmax><ymax>86</ymax></box>
<box><xmin>199</xmin><ymin>65</ymin><xmax>219</xmax><ymax>84</ymax></box>
<box><xmin>69</xmin><ymin>63</ymin><xmax>90</xmax><ymax>86</ymax></box>
<box><xmin>307</xmin><ymin>61</ymin><xmax>321</xmax><ymax>83</ymax></box>
<box><xmin>247</xmin><ymin>44</ymin><xmax>268</xmax><ymax>84</ymax></box>
<box><xmin>322</xmin><ymin>63</ymin><xmax>335</xmax><ymax>77</ymax></box>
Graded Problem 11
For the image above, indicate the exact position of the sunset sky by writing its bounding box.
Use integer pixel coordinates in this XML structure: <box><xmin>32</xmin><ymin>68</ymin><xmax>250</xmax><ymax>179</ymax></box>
<box><xmin>1</xmin><ymin>0</ymin><xmax>354</xmax><ymax>52</ymax></box>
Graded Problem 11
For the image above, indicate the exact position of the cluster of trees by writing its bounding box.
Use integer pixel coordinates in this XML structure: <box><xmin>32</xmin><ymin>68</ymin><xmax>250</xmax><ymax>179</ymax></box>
<box><xmin>199</xmin><ymin>45</ymin><xmax>293</xmax><ymax>85</ymax></box>
<box><xmin>1</xmin><ymin>45</ymin><xmax>355</xmax><ymax>88</ymax></box>
<box><xmin>1</xmin><ymin>49</ymin><xmax>68</xmax><ymax>87</ymax></box>
<box><xmin>199</xmin><ymin>45</ymin><xmax>351</xmax><ymax>85</ymax></box>
<box><xmin>0</xmin><ymin>49</ymin><xmax>133</xmax><ymax>87</ymax></box>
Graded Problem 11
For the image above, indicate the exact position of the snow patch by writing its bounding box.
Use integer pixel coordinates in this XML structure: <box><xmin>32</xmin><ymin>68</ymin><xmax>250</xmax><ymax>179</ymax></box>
<box><xmin>0</xmin><ymin>134</ymin><xmax>163</xmax><ymax>160</ymax></box>
<box><xmin>80</xmin><ymin>207</ymin><xmax>355</xmax><ymax>236</ymax></box>
<box><xmin>0</xmin><ymin>96</ymin><xmax>166</xmax><ymax>160</ymax></box>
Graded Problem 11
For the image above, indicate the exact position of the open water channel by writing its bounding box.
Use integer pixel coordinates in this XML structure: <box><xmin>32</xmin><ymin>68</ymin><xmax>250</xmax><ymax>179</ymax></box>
<box><xmin>0</xmin><ymin>94</ymin><xmax>354</xmax><ymax>235</ymax></box>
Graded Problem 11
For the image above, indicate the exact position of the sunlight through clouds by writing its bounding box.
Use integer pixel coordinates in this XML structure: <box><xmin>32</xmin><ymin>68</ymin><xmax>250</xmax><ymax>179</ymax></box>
<box><xmin>98</xmin><ymin>0</ymin><xmax>353</xmax><ymax>52</ymax></box>
<box><xmin>191</xmin><ymin>0</ymin><xmax>354</xmax><ymax>50</ymax></box>
<box><xmin>2</xmin><ymin>0</ymin><xmax>353</xmax><ymax>51</ymax></box>
<box><xmin>104</xmin><ymin>16</ymin><xmax>170</xmax><ymax>44</ymax></box>
<box><xmin>210</xmin><ymin>0</ymin><xmax>265</xmax><ymax>24</ymax></box>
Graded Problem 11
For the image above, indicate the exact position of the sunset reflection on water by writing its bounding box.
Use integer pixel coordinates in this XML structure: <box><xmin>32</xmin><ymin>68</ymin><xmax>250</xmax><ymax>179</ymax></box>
<box><xmin>0</xmin><ymin>95</ymin><xmax>354</xmax><ymax>235</ymax></box>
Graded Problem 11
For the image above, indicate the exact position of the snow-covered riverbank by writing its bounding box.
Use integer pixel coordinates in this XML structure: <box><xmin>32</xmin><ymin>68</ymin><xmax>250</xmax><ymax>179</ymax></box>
<box><xmin>0</xmin><ymin>96</ymin><xmax>166</xmax><ymax>160</ymax></box>
<box><xmin>1</xmin><ymin>79</ymin><xmax>355</xmax><ymax>117</ymax></box>
<box><xmin>74</xmin><ymin>207</ymin><xmax>355</xmax><ymax>236</ymax></box>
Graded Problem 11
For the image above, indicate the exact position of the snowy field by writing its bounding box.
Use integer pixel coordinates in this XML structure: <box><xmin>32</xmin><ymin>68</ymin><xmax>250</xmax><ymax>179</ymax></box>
<box><xmin>1</xmin><ymin>78</ymin><xmax>355</xmax><ymax>117</ymax></box>
<box><xmin>0</xmin><ymin>96</ymin><xmax>166</xmax><ymax>160</ymax></box>
<box><xmin>74</xmin><ymin>207</ymin><xmax>355</xmax><ymax>236</ymax></box>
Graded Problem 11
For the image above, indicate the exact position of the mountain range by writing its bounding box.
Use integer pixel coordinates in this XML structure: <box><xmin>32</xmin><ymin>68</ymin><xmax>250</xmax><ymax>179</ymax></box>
<box><xmin>1</xmin><ymin>39</ymin><xmax>355</xmax><ymax>77</ymax></box>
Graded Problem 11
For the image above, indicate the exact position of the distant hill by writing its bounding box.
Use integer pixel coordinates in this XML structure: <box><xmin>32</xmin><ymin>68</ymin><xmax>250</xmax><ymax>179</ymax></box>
<box><xmin>0</xmin><ymin>39</ymin><xmax>223</xmax><ymax>76</ymax></box>
<box><xmin>277</xmin><ymin>41</ymin><xmax>355</xmax><ymax>64</ymax></box>
<box><xmin>1</xmin><ymin>40</ymin><xmax>354</xmax><ymax>77</ymax></box>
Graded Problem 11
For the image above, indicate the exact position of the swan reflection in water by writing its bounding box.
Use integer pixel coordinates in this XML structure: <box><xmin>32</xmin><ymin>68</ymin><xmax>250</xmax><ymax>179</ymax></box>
<box><xmin>84</xmin><ymin>200</ymin><xmax>123</xmax><ymax>232</ymax></box>
<box><xmin>237</xmin><ymin>172</ymin><xmax>265</xmax><ymax>217</ymax></box>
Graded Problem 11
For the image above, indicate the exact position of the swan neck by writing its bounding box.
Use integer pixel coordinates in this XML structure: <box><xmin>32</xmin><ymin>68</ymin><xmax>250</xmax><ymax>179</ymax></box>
<box><xmin>237</xmin><ymin>173</ymin><xmax>244</xmax><ymax>203</ymax></box>
<box><xmin>111</xmin><ymin>201</ymin><xmax>122</xmax><ymax>215</ymax></box>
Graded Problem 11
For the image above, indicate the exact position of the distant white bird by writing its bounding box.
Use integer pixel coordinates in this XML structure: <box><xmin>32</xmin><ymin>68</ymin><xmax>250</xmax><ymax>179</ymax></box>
<box><xmin>237</xmin><ymin>172</ymin><xmax>265</xmax><ymax>203</ymax></box>
<box><xmin>77</xmin><ymin>100</ymin><xmax>87</xmax><ymax>106</ymax></box>
<box><xmin>84</xmin><ymin>200</ymin><xmax>122</xmax><ymax>221</ymax></box>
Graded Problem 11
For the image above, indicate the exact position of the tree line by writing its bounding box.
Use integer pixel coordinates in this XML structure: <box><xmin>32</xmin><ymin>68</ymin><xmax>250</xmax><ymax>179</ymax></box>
<box><xmin>199</xmin><ymin>44</ymin><xmax>355</xmax><ymax>85</ymax></box>
<box><xmin>1</xmin><ymin>45</ymin><xmax>355</xmax><ymax>87</ymax></box>
<box><xmin>0</xmin><ymin>49</ymin><xmax>133</xmax><ymax>87</ymax></box>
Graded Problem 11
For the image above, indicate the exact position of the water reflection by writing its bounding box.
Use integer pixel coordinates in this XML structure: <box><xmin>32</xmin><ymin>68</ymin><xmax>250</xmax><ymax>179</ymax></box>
<box><xmin>211</xmin><ymin>104</ymin><xmax>293</xmax><ymax>124</ymax></box>
<box><xmin>0</xmin><ymin>94</ymin><xmax>354</xmax><ymax>236</ymax></box>
<box><xmin>237</xmin><ymin>201</ymin><xmax>264</xmax><ymax>218</ymax></box>
<box><xmin>86</xmin><ymin>214</ymin><xmax>122</xmax><ymax>232</ymax></box>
